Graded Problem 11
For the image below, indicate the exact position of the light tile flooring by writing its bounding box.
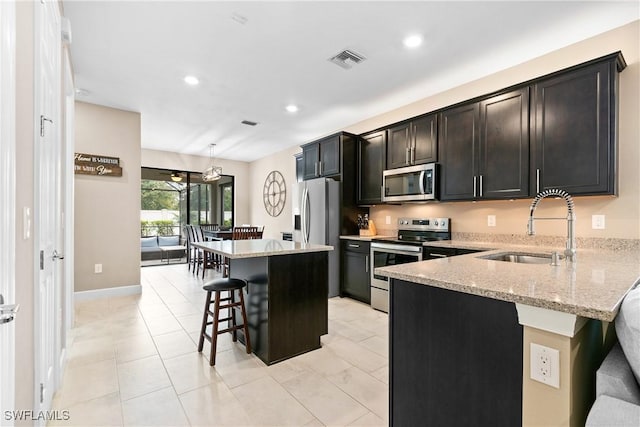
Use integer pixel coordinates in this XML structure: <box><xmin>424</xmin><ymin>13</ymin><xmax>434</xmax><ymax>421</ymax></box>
<box><xmin>50</xmin><ymin>264</ymin><xmax>389</xmax><ymax>426</ymax></box>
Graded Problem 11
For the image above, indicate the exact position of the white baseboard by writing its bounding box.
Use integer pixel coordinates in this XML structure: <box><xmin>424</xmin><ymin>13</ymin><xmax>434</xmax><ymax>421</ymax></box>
<box><xmin>74</xmin><ymin>284</ymin><xmax>142</xmax><ymax>301</ymax></box>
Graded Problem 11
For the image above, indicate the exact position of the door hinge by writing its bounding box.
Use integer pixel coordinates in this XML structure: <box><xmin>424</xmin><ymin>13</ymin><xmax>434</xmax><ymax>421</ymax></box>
<box><xmin>40</xmin><ymin>383</ymin><xmax>44</xmax><ymax>403</ymax></box>
<box><xmin>40</xmin><ymin>115</ymin><xmax>53</xmax><ymax>137</ymax></box>
<box><xmin>40</xmin><ymin>250</ymin><xmax>44</xmax><ymax>270</ymax></box>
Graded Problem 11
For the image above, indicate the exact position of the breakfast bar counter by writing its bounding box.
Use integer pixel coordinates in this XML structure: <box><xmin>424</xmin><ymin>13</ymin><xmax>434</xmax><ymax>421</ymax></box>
<box><xmin>375</xmin><ymin>243</ymin><xmax>640</xmax><ymax>427</ymax></box>
<box><xmin>193</xmin><ymin>239</ymin><xmax>333</xmax><ymax>365</ymax></box>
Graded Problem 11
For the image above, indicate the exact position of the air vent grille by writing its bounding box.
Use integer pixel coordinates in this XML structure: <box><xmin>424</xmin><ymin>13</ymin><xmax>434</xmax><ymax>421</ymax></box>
<box><xmin>329</xmin><ymin>49</ymin><xmax>366</xmax><ymax>70</ymax></box>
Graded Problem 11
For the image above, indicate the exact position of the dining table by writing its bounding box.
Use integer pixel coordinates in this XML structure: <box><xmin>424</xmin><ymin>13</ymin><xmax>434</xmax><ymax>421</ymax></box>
<box><xmin>202</xmin><ymin>229</ymin><xmax>233</xmax><ymax>241</ymax></box>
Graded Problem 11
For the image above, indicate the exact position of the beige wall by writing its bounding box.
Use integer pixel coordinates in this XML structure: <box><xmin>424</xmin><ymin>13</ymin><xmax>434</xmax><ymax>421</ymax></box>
<box><xmin>74</xmin><ymin>102</ymin><xmax>141</xmax><ymax>292</ymax></box>
<box><xmin>248</xmin><ymin>146</ymin><xmax>299</xmax><ymax>239</ymax></box>
<box><xmin>141</xmin><ymin>149</ymin><xmax>251</xmax><ymax>226</ymax></box>
<box><xmin>15</xmin><ymin>0</ymin><xmax>35</xmax><ymax>418</ymax></box>
<box><xmin>349</xmin><ymin>20</ymin><xmax>639</xmax><ymax>240</ymax></box>
<box><xmin>249</xmin><ymin>21</ymin><xmax>639</xmax><ymax>242</ymax></box>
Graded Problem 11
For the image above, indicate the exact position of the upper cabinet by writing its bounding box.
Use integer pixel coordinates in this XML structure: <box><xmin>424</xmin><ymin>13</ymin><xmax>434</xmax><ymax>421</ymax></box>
<box><xmin>478</xmin><ymin>88</ymin><xmax>530</xmax><ymax>199</ymax></box>
<box><xmin>531</xmin><ymin>54</ymin><xmax>625</xmax><ymax>196</ymax></box>
<box><xmin>300</xmin><ymin>132</ymin><xmax>358</xmax><ymax>184</ymax></box>
<box><xmin>438</xmin><ymin>102</ymin><xmax>480</xmax><ymax>201</ymax></box>
<box><xmin>439</xmin><ymin>52</ymin><xmax>624</xmax><ymax>201</ymax></box>
<box><xmin>302</xmin><ymin>134</ymin><xmax>342</xmax><ymax>179</ymax></box>
<box><xmin>438</xmin><ymin>88</ymin><xmax>529</xmax><ymax>201</ymax></box>
<box><xmin>387</xmin><ymin>114</ymin><xmax>437</xmax><ymax>169</ymax></box>
<box><xmin>358</xmin><ymin>130</ymin><xmax>386</xmax><ymax>205</ymax></box>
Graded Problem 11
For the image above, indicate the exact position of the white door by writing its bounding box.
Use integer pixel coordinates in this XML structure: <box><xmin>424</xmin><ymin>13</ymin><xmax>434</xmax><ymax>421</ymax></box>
<box><xmin>34</xmin><ymin>0</ymin><xmax>61</xmax><ymax>416</ymax></box>
<box><xmin>0</xmin><ymin>0</ymin><xmax>17</xmax><ymax>423</ymax></box>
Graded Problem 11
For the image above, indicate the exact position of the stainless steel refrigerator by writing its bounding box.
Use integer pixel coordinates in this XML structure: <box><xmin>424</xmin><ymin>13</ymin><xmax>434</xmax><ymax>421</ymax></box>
<box><xmin>292</xmin><ymin>178</ymin><xmax>340</xmax><ymax>297</ymax></box>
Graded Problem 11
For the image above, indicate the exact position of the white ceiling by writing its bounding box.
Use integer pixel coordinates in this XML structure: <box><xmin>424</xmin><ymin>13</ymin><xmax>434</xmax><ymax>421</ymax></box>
<box><xmin>63</xmin><ymin>1</ymin><xmax>639</xmax><ymax>162</ymax></box>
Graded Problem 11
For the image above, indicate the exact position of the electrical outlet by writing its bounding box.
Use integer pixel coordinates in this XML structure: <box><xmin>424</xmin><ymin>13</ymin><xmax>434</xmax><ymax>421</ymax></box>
<box><xmin>487</xmin><ymin>215</ymin><xmax>496</xmax><ymax>227</ymax></box>
<box><xmin>592</xmin><ymin>215</ymin><xmax>605</xmax><ymax>230</ymax></box>
<box><xmin>385</xmin><ymin>215</ymin><xmax>391</xmax><ymax>225</ymax></box>
<box><xmin>530</xmin><ymin>343</ymin><xmax>560</xmax><ymax>388</ymax></box>
<box><xmin>94</xmin><ymin>264</ymin><xmax>102</xmax><ymax>274</ymax></box>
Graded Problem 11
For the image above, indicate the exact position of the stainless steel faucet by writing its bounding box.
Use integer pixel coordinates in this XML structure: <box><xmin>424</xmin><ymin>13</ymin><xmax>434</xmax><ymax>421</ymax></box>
<box><xmin>527</xmin><ymin>188</ymin><xmax>576</xmax><ymax>262</ymax></box>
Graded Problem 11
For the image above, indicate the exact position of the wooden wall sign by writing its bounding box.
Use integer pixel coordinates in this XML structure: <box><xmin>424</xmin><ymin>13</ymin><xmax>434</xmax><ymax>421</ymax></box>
<box><xmin>74</xmin><ymin>153</ymin><xmax>123</xmax><ymax>177</ymax></box>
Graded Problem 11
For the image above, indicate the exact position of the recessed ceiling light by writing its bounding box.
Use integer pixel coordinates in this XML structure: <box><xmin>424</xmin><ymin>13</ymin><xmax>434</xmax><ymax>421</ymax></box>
<box><xmin>184</xmin><ymin>75</ymin><xmax>199</xmax><ymax>86</ymax></box>
<box><xmin>403</xmin><ymin>34</ymin><xmax>423</xmax><ymax>49</ymax></box>
<box><xmin>285</xmin><ymin>104</ymin><xmax>299</xmax><ymax>113</ymax></box>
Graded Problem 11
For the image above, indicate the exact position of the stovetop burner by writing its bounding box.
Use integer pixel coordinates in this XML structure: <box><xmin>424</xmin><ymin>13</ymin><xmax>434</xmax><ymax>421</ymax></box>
<box><xmin>372</xmin><ymin>217</ymin><xmax>451</xmax><ymax>246</ymax></box>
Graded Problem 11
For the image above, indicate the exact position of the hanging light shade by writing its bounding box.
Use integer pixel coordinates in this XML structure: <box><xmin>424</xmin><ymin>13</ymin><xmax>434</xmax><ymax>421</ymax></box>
<box><xmin>170</xmin><ymin>171</ymin><xmax>183</xmax><ymax>182</ymax></box>
<box><xmin>202</xmin><ymin>143</ymin><xmax>222</xmax><ymax>182</ymax></box>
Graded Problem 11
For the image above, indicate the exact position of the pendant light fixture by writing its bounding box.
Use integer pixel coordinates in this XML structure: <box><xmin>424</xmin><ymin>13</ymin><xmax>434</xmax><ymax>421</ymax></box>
<box><xmin>170</xmin><ymin>171</ymin><xmax>183</xmax><ymax>182</ymax></box>
<box><xmin>202</xmin><ymin>143</ymin><xmax>222</xmax><ymax>182</ymax></box>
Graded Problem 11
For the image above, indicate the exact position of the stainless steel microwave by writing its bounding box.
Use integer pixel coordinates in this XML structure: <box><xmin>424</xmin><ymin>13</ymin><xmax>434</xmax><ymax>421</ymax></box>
<box><xmin>382</xmin><ymin>163</ymin><xmax>437</xmax><ymax>202</ymax></box>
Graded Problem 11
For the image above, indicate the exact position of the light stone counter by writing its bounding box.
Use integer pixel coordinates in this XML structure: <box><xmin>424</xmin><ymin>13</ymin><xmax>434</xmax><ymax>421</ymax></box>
<box><xmin>192</xmin><ymin>239</ymin><xmax>332</xmax><ymax>259</ymax></box>
<box><xmin>375</xmin><ymin>243</ymin><xmax>640</xmax><ymax>322</ymax></box>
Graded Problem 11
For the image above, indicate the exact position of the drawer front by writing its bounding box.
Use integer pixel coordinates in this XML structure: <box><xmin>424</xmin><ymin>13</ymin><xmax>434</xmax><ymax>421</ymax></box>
<box><xmin>343</xmin><ymin>240</ymin><xmax>370</xmax><ymax>254</ymax></box>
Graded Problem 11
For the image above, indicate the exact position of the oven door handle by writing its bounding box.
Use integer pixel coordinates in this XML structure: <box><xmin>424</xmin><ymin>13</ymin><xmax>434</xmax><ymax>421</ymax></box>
<box><xmin>371</xmin><ymin>244</ymin><xmax>423</xmax><ymax>255</ymax></box>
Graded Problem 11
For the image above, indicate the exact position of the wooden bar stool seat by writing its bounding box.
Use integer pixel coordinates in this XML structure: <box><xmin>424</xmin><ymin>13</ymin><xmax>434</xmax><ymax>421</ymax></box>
<box><xmin>197</xmin><ymin>278</ymin><xmax>251</xmax><ymax>366</ymax></box>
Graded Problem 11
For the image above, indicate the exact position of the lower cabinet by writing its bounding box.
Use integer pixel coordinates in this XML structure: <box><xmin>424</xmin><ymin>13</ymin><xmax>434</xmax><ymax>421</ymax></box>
<box><xmin>390</xmin><ymin>279</ymin><xmax>523</xmax><ymax>426</ymax></box>
<box><xmin>340</xmin><ymin>240</ymin><xmax>371</xmax><ymax>304</ymax></box>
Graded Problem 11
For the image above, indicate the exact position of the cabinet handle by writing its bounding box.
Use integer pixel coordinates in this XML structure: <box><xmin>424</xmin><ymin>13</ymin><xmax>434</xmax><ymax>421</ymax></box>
<box><xmin>410</xmin><ymin>146</ymin><xmax>415</xmax><ymax>164</ymax></box>
<box><xmin>536</xmin><ymin>169</ymin><xmax>540</xmax><ymax>193</ymax></box>
<box><xmin>365</xmin><ymin>255</ymin><xmax>369</xmax><ymax>273</ymax></box>
<box><xmin>314</xmin><ymin>162</ymin><xmax>318</xmax><ymax>176</ymax></box>
<box><xmin>381</xmin><ymin>185</ymin><xmax>385</xmax><ymax>200</ymax></box>
<box><xmin>429</xmin><ymin>253</ymin><xmax>448</xmax><ymax>258</ymax></box>
<box><xmin>319</xmin><ymin>161</ymin><xmax>323</xmax><ymax>175</ymax></box>
<box><xmin>405</xmin><ymin>147</ymin><xmax>410</xmax><ymax>165</ymax></box>
<box><xmin>348</xmin><ymin>243</ymin><xmax>360</xmax><ymax>248</ymax></box>
<box><xmin>473</xmin><ymin>176</ymin><xmax>477</xmax><ymax>198</ymax></box>
<box><xmin>479</xmin><ymin>175</ymin><xmax>483</xmax><ymax>197</ymax></box>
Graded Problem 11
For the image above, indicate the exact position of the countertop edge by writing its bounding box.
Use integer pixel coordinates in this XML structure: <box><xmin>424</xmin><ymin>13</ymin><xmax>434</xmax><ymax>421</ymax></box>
<box><xmin>382</xmin><ymin>271</ymin><xmax>627</xmax><ymax>322</ymax></box>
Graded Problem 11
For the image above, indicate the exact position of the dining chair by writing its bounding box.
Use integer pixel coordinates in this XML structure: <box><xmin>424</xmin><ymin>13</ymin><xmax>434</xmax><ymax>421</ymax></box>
<box><xmin>232</xmin><ymin>226</ymin><xmax>260</xmax><ymax>240</ymax></box>
<box><xmin>185</xmin><ymin>225</ymin><xmax>196</xmax><ymax>272</ymax></box>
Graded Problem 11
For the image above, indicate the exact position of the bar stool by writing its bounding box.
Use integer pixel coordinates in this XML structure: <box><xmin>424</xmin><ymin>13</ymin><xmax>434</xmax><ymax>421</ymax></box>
<box><xmin>197</xmin><ymin>278</ymin><xmax>251</xmax><ymax>366</ymax></box>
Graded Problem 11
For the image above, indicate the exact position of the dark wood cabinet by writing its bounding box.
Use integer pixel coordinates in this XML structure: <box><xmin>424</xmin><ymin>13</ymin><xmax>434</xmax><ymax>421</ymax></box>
<box><xmin>340</xmin><ymin>240</ymin><xmax>370</xmax><ymax>304</ymax></box>
<box><xmin>299</xmin><ymin>132</ymin><xmax>360</xmax><ymax>235</ymax></box>
<box><xmin>294</xmin><ymin>153</ymin><xmax>303</xmax><ymax>183</ymax></box>
<box><xmin>531</xmin><ymin>54</ymin><xmax>624</xmax><ymax>196</ymax></box>
<box><xmin>479</xmin><ymin>87</ymin><xmax>530</xmax><ymax>199</ymax></box>
<box><xmin>438</xmin><ymin>102</ymin><xmax>480</xmax><ymax>201</ymax></box>
<box><xmin>357</xmin><ymin>131</ymin><xmax>385</xmax><ymax>205</ymax></box>
<box><xmin>302</xmin><ymin>134</ymin><xmax>341</xmax><ymax>179</ymax></box>
<box><xmin>231</xmin><ymin>251</ymin><xmax>328</xmax><ymax>365</ymax></box>
<box><xmin>439</xmin><ymin>88</ymin><xmax>529</xmax><ymax>201</ymax></box>
<box><xmin>387</xmin><ymin>114</ymin><xmax>437</xmax><ymax>169</ymax></box>
<box><xmin>390</xmin><ymin>279</ymin><xmax>523</xmax><ymax>426</ymax></box>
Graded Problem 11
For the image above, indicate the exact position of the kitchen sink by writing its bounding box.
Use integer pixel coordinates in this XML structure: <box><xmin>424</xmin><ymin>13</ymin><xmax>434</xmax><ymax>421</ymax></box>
<box><xmin>479</xmin><ymin>252</ymin><xmax>552</xmax><ymax>265</ymax></box>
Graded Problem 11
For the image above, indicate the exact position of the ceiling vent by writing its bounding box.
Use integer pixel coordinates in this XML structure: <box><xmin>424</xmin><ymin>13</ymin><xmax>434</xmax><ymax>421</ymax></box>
<box><xmin>241</xmin><ymin>120</ymin><xmax>258</xmax><ymax>126</ymax></box>
<box><xmin>328</xmin><ymin>49</ymin><xmax>366</xmax><ymax>70</ymax></box>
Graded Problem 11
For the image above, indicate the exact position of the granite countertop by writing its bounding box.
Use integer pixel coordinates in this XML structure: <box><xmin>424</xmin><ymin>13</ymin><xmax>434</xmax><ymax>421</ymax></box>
<box><xmin>192</xmin><ymin>239</ymin><xmax>333</xmax><ymax>259</ymax></box>
<box><xmin>375</xmin><ymin>241</ymin><xmax>640</xmax><ymax>322</ymax></box>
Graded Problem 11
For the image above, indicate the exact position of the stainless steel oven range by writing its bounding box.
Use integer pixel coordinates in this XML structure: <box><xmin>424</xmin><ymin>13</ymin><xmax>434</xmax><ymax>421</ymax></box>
<box><xmin>370</xmin><ymin>217</ymin><xmax>451</xmax><ymax>312</ymax></box>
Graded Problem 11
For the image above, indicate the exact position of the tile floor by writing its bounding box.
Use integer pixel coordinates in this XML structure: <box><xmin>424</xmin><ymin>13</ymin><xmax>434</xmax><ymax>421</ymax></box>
<box><xmin>50</xmin><ymin>264</ymin><xmax>389</xmax><ymax>426</ymax></box>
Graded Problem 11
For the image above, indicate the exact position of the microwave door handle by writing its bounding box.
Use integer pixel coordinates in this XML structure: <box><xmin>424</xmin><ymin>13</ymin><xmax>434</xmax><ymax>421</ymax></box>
<box><xmin>419</xmin><ymin>170</ymin><xmax>426</xmax><ymax>195</ymax></box>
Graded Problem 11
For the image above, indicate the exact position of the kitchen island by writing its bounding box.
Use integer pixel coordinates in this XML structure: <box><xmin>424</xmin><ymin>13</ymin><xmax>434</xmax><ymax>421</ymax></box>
<box><xmin>192</xmin><ymin>239</ymin><xmax>333</xmax><ymax>365</ymax></box>
<box><xmin>375</xmin><ymin>243</ymin><xmax>640</xmax><ymax>427</ymax></box>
